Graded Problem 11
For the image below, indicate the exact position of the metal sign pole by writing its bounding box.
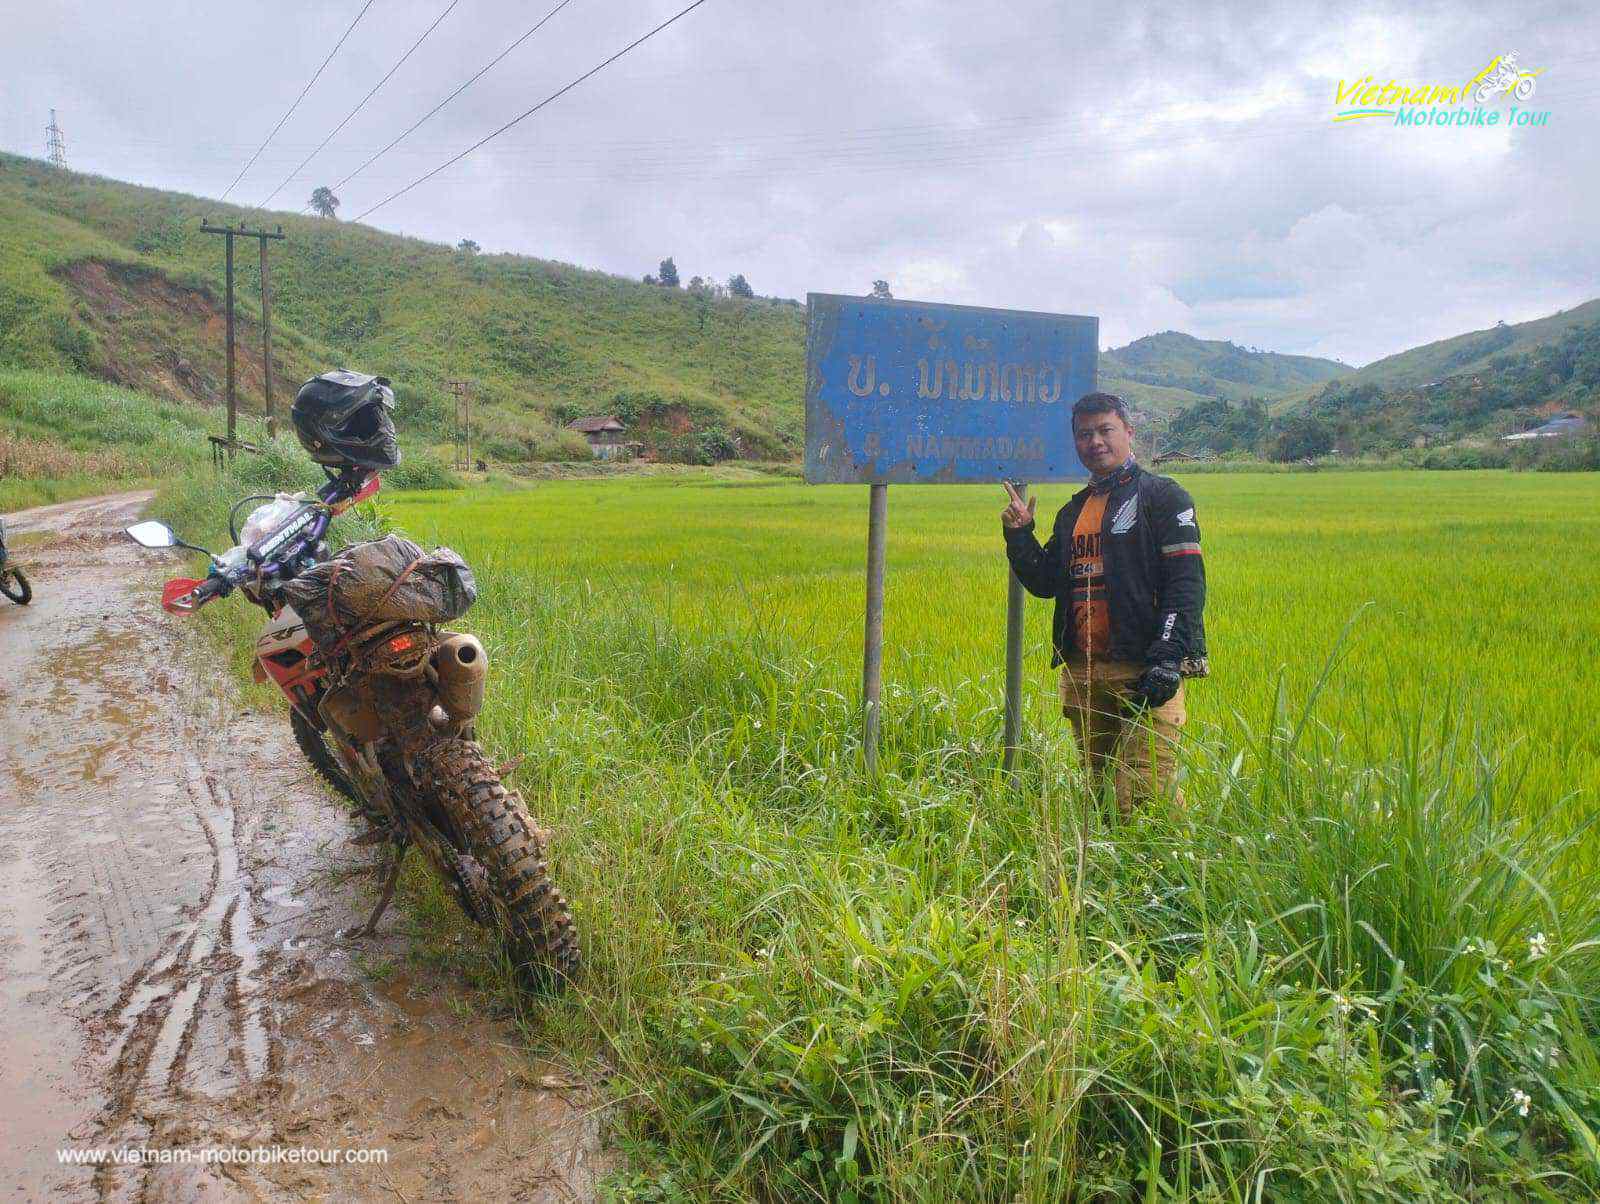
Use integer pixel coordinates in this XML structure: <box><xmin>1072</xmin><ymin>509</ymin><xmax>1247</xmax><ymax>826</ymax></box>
<box><xmin>862</xmin><ymin>482</ymin><xmax>888</xmax><ymax>774</ymax></box>
<box><xmin>803</xmin><ymin>294</ymin><xmax>1097</xmax><ymax>779</ymax></box>
<box><xmin>1002</xmin><ymin>482</ymin><xmax>1027</xmax><ymax>773</ymax></box>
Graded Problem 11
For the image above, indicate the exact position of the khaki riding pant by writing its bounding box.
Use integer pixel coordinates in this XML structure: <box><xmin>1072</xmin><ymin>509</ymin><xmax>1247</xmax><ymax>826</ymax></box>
<box><xmin>1058</xmin><ymin>657</ymin><xmax>1186</xmax><ymax>815</ymax></box>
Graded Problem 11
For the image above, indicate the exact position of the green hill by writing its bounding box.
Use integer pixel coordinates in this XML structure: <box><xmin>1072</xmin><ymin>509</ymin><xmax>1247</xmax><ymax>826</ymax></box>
<box><xmin>1301</xmin><ymin>315</ymin><xmax>1600</xmax><ymax>452</ymax></box>
<box><xmin>0</xmin><ymin>151</ymin><xmax>806</xmax><ymax>463</ymax></box>
<box><xmin>1157</xmin><ymin>313</ymin><xmax>1600</xmax><ymax>461</ymax></box>
<box><xmin>1324</xmin><ymin>300</ymin><xmax>1600</xmax><ymax>395</ymax></box>
<box><xmin>1100</xmin><ymin>330</ymin><xmax>1350</xmax><ymax>412</ymax></box>
<box><xmin>0</xmin><ymin>153</ymin><xmax>1384</xmax><ymax>466</ymax></box>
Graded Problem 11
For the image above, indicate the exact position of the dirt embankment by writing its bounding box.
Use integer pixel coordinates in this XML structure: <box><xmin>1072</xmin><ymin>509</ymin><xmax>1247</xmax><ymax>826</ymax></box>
<box><xmin>0</xmin><ymin>494</ymin><xmax>608</xmax><ymax>1201</ymax></box>
<box><xmin>53</xmin><ymin>259</ymin><xmax>311</xmax><ymax>409</ymax></box>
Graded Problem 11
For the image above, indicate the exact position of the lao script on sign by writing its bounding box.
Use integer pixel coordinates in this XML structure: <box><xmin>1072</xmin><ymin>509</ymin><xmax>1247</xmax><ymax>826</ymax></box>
<box><xmin>804</xmin><ymin>293</ymin><xmax>1098</xmax><ymax>484</ymax></box>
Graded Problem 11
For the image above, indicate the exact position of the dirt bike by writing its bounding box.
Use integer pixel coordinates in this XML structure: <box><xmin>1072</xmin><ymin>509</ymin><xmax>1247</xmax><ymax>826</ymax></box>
<box><xmin>1467</xmin><ymin>52</ymin><xmax>1539</xmax><ymax>104</ymax></box>
<box><xmin>125</xmin><ymin>468</ymin><xmax>579</xmax><ymax>987</ymax></box>
<box><xmin>0</xmin><ymin>517</ymin><xmax>32</xmax><ymax>605</ymax></box>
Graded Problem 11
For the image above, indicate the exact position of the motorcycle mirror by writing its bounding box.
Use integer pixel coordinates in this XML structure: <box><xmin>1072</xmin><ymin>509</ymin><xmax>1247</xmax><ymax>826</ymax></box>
<box><xmin>126</xmin><ymin>521</ymin><xmax>215</xmax><ymax>558</ymax></box>
<box><xmin>126</xmin><ymin>521</ymin><xmax>178</xmax><ymax>549</ymax></box>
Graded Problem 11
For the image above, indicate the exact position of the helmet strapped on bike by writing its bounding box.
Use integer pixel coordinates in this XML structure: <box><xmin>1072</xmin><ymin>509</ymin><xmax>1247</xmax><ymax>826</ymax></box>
<box><xmin>291</xmin><ymin>370</ymin><xmax>400</xmax><ymax>470</ymax></box>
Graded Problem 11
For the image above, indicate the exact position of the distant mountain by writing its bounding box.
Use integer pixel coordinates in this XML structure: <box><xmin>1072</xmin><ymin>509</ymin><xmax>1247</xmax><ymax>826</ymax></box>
<box><xmin>1299</xmin><ymin>310</ymin><xmax>1600</xmax><ymax>451</ymax></box>
<box><xmin>1100</xmin><ymin>331</ymin><xmax>1351</xmax><ymax>414</ymax></box>
<box><xmin>1321</xmin><ymin>300</ymin><xmax>1600</xmax><ymax>394</ymax></box>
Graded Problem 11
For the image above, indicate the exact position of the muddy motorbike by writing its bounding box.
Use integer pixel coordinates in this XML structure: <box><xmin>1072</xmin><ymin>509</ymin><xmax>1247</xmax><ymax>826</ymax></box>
<box><xmin>126</xmin><ymin>468</ymin><xmax>579</xmax><ymax>986</ymax></box>
<box><xmin>0</xmin><ymin>517</ymin><xmax>32</xmax><ymax>605</ymax></box>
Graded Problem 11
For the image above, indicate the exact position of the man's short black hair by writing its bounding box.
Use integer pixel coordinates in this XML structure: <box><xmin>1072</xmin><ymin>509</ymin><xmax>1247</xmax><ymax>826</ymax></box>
<box><xmin>1072</xmin><ymin>392</ymin><xmax>1131</xmax><ymax>426</ymax></box>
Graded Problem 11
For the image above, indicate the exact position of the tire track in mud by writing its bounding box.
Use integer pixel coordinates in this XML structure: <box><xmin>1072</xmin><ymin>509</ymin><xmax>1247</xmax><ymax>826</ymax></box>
<box><xmin>0</xmin><ymin>493</ymin><xmax>609</xmax><ymax>1202</ymax></box>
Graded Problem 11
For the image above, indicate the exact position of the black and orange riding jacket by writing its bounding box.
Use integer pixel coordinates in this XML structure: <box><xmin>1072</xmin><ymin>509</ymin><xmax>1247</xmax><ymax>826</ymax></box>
<box><xmin>1003</xmin><ymin>460</ymin><xmax>1208</xmax><ymax>674</ymax></box>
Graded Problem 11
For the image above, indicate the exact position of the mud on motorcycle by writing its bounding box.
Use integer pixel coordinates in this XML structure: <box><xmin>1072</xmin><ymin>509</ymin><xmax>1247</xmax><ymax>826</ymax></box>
<box><xmin>126</xmin><ymin>468</ymin><xmax>578</xmax><ymax>987</ymax></box>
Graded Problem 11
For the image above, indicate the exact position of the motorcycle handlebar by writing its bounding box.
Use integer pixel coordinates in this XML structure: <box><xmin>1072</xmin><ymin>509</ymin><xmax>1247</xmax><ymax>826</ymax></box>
<box><xmin>159</xmin><ymin>470</ymin><xmax>377</xmax><ymax>616</ymax></box>
<box><xmin>162</xmin><ymin>571</ymin><xmax>233</xmax><ymax>615</ymax></box>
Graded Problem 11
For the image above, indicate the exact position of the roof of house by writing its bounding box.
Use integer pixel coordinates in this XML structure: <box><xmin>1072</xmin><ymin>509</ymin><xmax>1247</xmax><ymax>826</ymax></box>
<box><xmin>1503</xmin><ymin>414</ymin><xmax>1587</xmax><ymax>441</ymax></box>
<box><xmin>567</xmin><ymin>415</ymin><xmax>626</xmax><ymax>433</ymax></box>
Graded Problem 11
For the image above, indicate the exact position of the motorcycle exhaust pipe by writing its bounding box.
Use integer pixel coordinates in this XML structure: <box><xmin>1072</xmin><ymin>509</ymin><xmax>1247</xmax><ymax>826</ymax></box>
<box><xmin>433</xmin><ymin>633</ymin><xmax>487</xmax><ymax>723</ymax></box>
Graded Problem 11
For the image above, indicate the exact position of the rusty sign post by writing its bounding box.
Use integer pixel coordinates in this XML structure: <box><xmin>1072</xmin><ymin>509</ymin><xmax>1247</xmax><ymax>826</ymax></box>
<box><xmin>201</xmin><ymin>221</ymin><xmax>285</xmax><ymax>461</ymax></box>
<box><xmin>804</xmin><ymin>294</ymin><xmax>1097</xmax><ymax>774</ymax></box>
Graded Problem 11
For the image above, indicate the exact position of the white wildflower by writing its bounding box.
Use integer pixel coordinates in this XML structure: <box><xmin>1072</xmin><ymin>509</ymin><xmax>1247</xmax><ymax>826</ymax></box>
<box><xmin>1332</xmin><ymin>993</ymin><xmax>1354</xmax><ymax>1017</ymax></box>
<box><xmin>1528</xmin><ymin>931</ymin><xmax>1548</xmax><ymax>960</ymax></box>
<box><xmin>1511</xmin><ymin>1088</ymin><xmax>1531</xmax><ymax>1117</ymax></box>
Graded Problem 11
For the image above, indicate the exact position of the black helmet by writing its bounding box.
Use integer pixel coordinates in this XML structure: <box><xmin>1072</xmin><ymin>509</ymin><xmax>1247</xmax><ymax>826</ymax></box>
<box><xmin>291</xmin><ymin>369</ymin><xmax>400</xmax><ymax>470</ymax></box>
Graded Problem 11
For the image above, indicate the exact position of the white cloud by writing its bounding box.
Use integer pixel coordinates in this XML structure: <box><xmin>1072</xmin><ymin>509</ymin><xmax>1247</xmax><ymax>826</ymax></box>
<box><xmin>0</xmin><ymin>0</ymin><xmax>1593</xmax><ymax>365</ymax></box>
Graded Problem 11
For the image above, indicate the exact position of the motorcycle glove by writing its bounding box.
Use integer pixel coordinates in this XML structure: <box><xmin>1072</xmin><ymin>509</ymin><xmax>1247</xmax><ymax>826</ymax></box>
<box><xmin>1124</xmin><ymin>662</ymin><xmax>1182</xmax><ymax>713</ymax></box>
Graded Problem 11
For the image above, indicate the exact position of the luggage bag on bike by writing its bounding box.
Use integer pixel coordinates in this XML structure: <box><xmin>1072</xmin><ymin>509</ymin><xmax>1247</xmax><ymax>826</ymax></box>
<box><xmin>282</xmin><ymin>534</ymin><xmax>476</xmax><ymax>657</ymax></box>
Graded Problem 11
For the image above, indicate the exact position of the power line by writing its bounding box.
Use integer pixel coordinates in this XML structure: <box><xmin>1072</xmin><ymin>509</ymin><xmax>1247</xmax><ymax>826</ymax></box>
<box><xmin>330</xmin><ymin>82</ymin><xmax>1600</xmax><ymax>187</ymax></box>
<box><xmin>255</xmin><ymin>0</ymin><xmax>461</xmax><ymax>210</ymax></box>
<box><xmin>219</xmin><ymin>0</ymin><xmax>379</xmax><ymax>201</ymax></box>
<box><xmin>330</xmin><ymin>0</ymin><xmax>579</xmax><ymax>195</ymax></box>
<box><xmin>352</xmin><ymin>0</ymin><xmax>712</xmax><ymax>222</ymax></box>
<box><xmin>45</xmin><ymin>75</ymin><xmax>1600</xmax><ymax>189</ymax></box>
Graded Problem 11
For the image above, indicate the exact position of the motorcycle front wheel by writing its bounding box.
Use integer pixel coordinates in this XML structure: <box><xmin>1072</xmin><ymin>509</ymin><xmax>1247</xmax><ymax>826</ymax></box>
<box><xmin>0</xmin><ymin>567</ymin><xmax>31</xmax><ymax>605</ymax></box>
<box><xmin>289</xmin><ymin>706</ymin><xmax>362</xmax><ymax>804</ymax></box>
<box><xmin>415</xmin><ymin>736</ymin><xmax>580</xmax><ymax>989</ymax></box>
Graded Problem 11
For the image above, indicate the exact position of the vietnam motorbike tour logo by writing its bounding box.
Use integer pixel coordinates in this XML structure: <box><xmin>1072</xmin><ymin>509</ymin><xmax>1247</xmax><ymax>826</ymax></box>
<box><xmin>1333</xmin><ymin>52</ymin><xmax>1549</xmax><ymax>129</ymax></box>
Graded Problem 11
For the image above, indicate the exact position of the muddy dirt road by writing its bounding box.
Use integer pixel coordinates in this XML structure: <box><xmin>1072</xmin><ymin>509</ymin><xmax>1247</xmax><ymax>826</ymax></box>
<box><xmin>0</xmin><ymin>493</ymin><xmax>606</xmax><ymax>1202</ymax></box>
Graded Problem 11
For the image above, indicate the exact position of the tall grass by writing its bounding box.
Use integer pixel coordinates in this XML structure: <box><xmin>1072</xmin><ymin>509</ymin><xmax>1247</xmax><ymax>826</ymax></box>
<box><xmin>450</xmin><ymin>571</ymin><xmax>1599</xmax><ymax>1200</ymax></box>
<box><xmin>0</xmin><ymin>367</ymin><xmax>215</xmax><ymax>508</ymax></box>
<box><xmin>154</xmin><ymin>469</ymin><xmax>1600</xmax><ymax>1198</ymax></box>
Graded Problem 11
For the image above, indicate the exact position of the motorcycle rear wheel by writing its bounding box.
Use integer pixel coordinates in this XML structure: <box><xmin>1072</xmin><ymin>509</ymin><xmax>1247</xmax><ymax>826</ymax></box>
<box><xmin>0</xmin><ymin>567</ymin><xmax>31</xmax><ymax>605</ymax></box>
<box><xmin>416</xmin><ymin>737</ymin><xmax>580</xmax><ymax>989</ymax></box>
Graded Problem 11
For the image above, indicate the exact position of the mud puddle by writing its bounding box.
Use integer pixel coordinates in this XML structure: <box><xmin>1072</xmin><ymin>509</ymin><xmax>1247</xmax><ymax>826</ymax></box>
<box><xmin>0</xmin><ymin>493</ymin><xmax>608</xmax><ymax>1201</ymax></box>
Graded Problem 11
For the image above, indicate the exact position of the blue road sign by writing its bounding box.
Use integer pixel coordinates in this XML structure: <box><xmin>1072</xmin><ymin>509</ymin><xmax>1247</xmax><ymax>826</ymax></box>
<box><xmin>804</xmin><ymin>293</ymin><xmax>1098</xmax><ymax>484</ymax></box>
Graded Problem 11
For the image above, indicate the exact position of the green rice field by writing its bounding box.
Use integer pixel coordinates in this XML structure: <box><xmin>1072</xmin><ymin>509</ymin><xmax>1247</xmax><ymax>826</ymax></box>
<box><xmin>168</xmin><ymin>466</ymin><xmax>1600</xmax><ymax>1200</ymax></box>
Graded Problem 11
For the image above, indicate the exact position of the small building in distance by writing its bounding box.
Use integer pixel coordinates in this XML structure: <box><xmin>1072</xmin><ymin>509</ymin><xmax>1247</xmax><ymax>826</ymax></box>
<box><xmin>1503</xmin><ymin>412</ymin><xmax>1588</xmax><ymax>442</ymax></box>
<box><xmin>567</xmin><ymin>414</ymin><xmax>629</xmax><ymax>459</ymax></box>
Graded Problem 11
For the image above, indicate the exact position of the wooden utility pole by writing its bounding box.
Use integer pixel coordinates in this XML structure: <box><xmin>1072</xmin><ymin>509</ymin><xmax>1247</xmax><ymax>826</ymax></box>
<box><xmin>260</xmin><ymin>237</ymin><xmax>276</xmax><ymax>438</ymax></box>
<box><xmin>201</xmin><ymin>220</ymin><xmax>285</xmax><ymax>460</ymax></box>
<box><xmin>448</xmin><ymin>379</ymin><xmax>473</xmax><ymax>470</ymax></box>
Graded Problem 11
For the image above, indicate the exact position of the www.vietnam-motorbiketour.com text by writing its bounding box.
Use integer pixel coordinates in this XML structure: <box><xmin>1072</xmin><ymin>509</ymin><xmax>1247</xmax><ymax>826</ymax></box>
<box><xmin>56</xmin><ymin>1144</ymin><xmax>390</xmax><ymax>1166</ymax></box>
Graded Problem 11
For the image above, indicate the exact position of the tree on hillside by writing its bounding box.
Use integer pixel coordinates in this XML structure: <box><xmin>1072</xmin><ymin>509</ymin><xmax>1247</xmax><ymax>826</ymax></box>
<box><xmin>1270</xmin><ymin>413</ymin><xmax>1335</xmax><ymax>461</ymax></box>
<box><xmin>728</xmin><ymin>273</ymin><xmax>753</xmax><ymax>299</ymax></box>
<box><xmin>309</xmin><ymin>186</ymin><xmax>340</xmax><ymax>219</ymax></box>
<box><xmin>658</xmin><ymin>257</ymin><xmax>680</xmax><ymax>288</ymax></box>
<box><xmin>870</xmin><ymin>279</ymin><xmax>893</xmax><ymax>300</ymax></box>
<box><xmin>457</xmin><ymin>238</ymin><xmax>480</xmax><ymax>254</ymax></box>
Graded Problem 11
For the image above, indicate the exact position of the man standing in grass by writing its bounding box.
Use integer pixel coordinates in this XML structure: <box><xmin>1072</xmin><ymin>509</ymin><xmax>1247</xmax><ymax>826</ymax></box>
<box><xmin>1000</xmin><ymin>392</ymin><xmax>1207</xmax><ymax>814</ymax></box>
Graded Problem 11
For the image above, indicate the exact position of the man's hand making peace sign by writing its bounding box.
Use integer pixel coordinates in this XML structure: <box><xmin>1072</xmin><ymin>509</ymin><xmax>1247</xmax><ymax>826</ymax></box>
<box><xmin>1001</xmin><ymin>480</ymin><xmax>1037</xmax><ymax>530</ymax></box>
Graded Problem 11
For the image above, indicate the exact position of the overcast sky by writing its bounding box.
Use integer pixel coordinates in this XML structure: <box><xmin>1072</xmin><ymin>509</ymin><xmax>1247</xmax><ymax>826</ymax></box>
<box><xmin>3</xmin><ymin>1</ymin><xmax>1596</xmax><ymax>364</ymax></box>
